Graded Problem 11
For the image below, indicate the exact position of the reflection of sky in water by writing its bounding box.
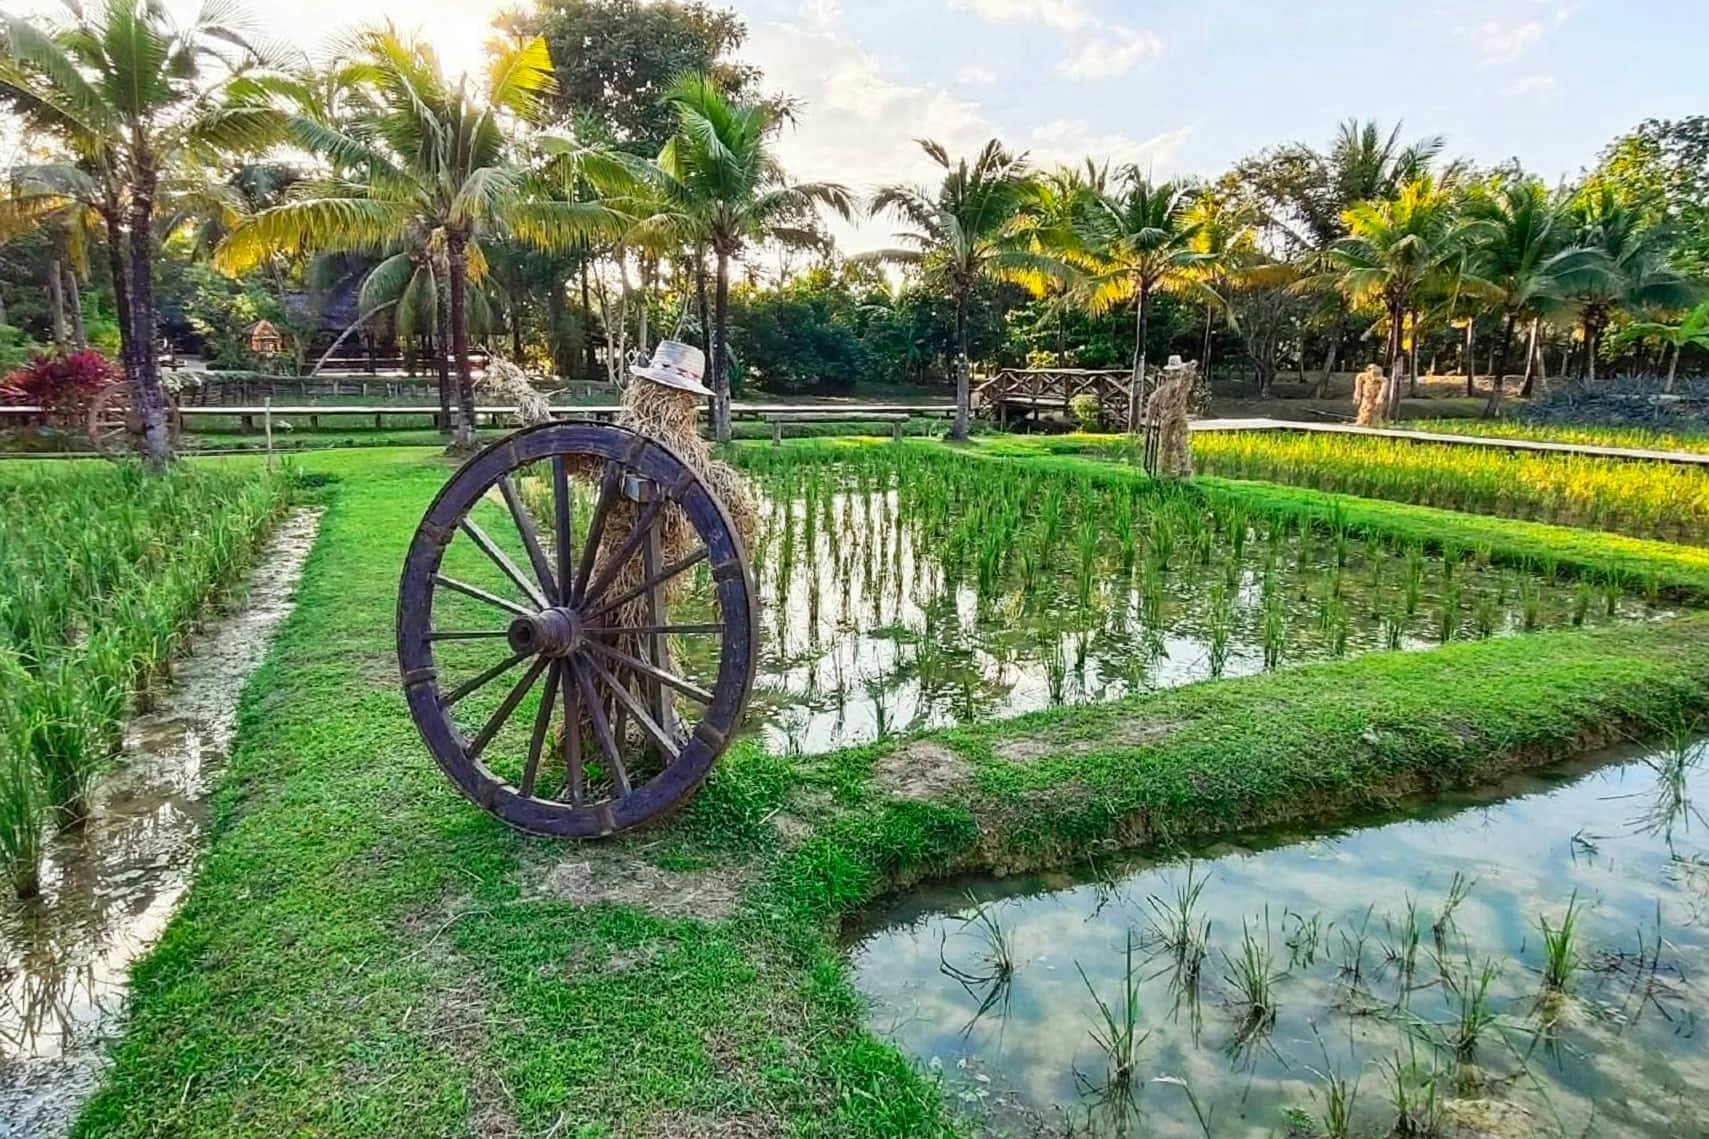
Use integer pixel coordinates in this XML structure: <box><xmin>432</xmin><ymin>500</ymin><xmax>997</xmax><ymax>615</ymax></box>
<box><xmin>0</xmin><ymin>510</ymin><xmax>321</xmax><ymax>1139</ymax></box>
<box><xmin>848</xmin><ymin>741</ymin><xmax>1709</xmax><ymax>1138</ymax></box>
<box><xmin>730</xmin><ymin>476</ymin><xmax>1669</xmax><ymax>756</ymax></box>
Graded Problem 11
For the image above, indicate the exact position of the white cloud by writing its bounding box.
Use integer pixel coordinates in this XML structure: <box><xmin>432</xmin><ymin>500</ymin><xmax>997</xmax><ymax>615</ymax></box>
<box><xmin>797</xmin><ymin>0</ymin><xmax>841</xmax><ymax>29</ymax></box>
<box><xmin>955</xmin><ymin>62</ymin><xmax>998</xmax><ymax>85</ymax></box>
<box><xmin>1479</xmin><ymin>19</ymin><xmax>1545</xmax><ymax>63</ymax></box>
<box><xmin>1057</xmin><ymin>25</ymin><xmax>1162</xmax><ymax>79</ymax></box>
<box><xmin>945</xmin><ymin>0</ymin><xmax>1093</xmax><ymax>30</ymax></box>
<box><xmin>1025</xmin><ymin>120</ymin><xmax>1192</xmax><ymax>174</ymax></box>
<box><xmin>1507</xmin><ymin>73</ymin><xmax>1557</xmax><ymax>95</ymax></box>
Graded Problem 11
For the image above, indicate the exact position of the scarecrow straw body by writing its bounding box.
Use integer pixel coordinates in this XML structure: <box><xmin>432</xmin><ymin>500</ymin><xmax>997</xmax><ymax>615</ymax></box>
<box><xmin>1354</xmin><ymin>365</ymin><xmax>1389</xmax><ymax>427</ymax></box>
<box><xmin>1151</xmin><ymin>365</ymin><xmax>1196</xmax><ymax>479</ymax></box>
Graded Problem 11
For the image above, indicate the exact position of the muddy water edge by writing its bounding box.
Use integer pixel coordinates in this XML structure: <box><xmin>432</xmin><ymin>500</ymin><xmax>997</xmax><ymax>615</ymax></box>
<box><xmin>0</xmin><ymin>508</ymin><xmax>323</xmax><ymax>1139</ymax></box>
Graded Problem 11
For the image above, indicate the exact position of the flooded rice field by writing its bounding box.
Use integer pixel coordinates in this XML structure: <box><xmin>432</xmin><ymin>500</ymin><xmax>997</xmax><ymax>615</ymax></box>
<box><xmin>727</xmin><ymin>451</ymin><xmax>1670</xmax><ymax>753</ymax></box>
<box><xmin>0</xmin><ymin>509</ymin><xmax>321</xmax><ymax>1139</ymax></box>
<box><xmin>847</xmin><ymin>734</ymin><xmax>1709</xmax><ymax>1138</ymax></box>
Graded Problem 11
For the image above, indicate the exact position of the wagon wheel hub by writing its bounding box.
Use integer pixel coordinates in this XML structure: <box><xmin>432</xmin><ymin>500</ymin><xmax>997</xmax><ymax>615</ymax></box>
<box><xmin>506</xmin><ymin>606</ymin><xmax>584</xmax><ymax>657</ymax></box>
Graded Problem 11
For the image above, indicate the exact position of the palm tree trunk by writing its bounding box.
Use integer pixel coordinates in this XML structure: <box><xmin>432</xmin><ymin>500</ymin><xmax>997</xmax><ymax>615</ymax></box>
<box><xmin>64</xmin><ymin>263</ymin><xmax>86</xmax><ymax>351</ymax></box>
<box><xmin>1200</xmin><ymin>303</ymin><xmax>1215</xmax><ymax>381</ymax></box>
<box><xmin>47</xmin><ymin>256</ymin><xmax>69</xmax><ymax>354</ymax></box>
<box><xmin>446</xmin><ymin>232</ymin><xmax>479</xmax><ymax>450</ymax></box>
<box><xmin>1483</xmin><ymin>313</ymin><xmax>1517</xmax><ymax>417</ymax></box>
<box><xmin>713</xmin><ymin>246</ymin><xmax>733</xmax><ymax>443</ymax></box>
<box><xmin>126</xmin><ymin>139</ymin><xmax>171</xmax><ymax>471</ymax></box>
<box><xmin>952</xmin><ymin>289</ymin><xmax>970</xmax><ymax>441</ymax></box>
<box><xmin>1518</xmin><ymin>318</ymin><xmax>1540</xmax><ymax>397</ymax></box>
<box><xmin>695</xmin><ymin>249</ymin><xmax>712</xmax><ymax>355</ymax></box>
<box><xmin>1463</xmin><ymin>319</ymin><xmax>1476</xmax><ymax>397</ymax></box>
<box><xmin>1385</xmin><ymin>302</ymin><xmax>1405</xmax><ymax>419</ymax></box>
<box><xmin>580</xmin><ymin>257</ymin><xmax>597</xmax><ymax>380</ymax></box>
<box><xmin>1129</xmin><ymin>280</ymin><xmax>1149</xmax><ymax>431</ymax></box>
<box><xmin>509</xmin><ymin>287</ymin><xmax>524</xmax><ymax>360</ymax></box>
<box><xmin>1407</xmin><ymin>310</ymin><xmax>1420</xmax><ymax>397</ymax></box>
<box><xmin>1666</xmin><ymin>342</ymin><xmax>1681</xmax><ymax>393</ymax></box>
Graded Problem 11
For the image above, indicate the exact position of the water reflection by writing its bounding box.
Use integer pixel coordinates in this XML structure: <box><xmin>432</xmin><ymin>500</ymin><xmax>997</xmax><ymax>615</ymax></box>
<box><xmin>0</xmin><ymin>509</ymin><xmax>321</xmax><ymax>1139</ymax></box>
<box><xmin>848</xmin><ymin>737</ymin><xmax>1709</xmax><ymax>1138</ymax></box>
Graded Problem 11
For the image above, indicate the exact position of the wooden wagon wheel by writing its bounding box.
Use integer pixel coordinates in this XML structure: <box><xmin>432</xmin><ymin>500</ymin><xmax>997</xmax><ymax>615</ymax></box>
<box><xmin>396</xmin><ymin>422</ymin><xmax>758</xmax><ymax>837</ymax></box>
<box><xmin>87</xmin><ymin>381</ymin><xmax>180</xmax><ymax>460</ymax></box>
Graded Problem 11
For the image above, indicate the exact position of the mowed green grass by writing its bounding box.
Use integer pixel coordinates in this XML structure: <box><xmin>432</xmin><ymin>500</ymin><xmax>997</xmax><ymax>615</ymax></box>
<box><xmin>74</xmin><ymin>447</ymin><xmax>1709</xmax><ymax>1138</ymax></box>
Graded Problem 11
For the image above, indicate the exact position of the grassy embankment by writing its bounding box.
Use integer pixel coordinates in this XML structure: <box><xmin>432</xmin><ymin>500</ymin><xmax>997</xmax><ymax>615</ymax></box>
<box><xmin>0</xmin><ymin>461</ymin><xmax>291</xmax><ymax>896</ymax></box>
<box><xmin>70</xmin><ymin>445</ymin><xmax>1709</xmax><ymax>1137</ymax></box>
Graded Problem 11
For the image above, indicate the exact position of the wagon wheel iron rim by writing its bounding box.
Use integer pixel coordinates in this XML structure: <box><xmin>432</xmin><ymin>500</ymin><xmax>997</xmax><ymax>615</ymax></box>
<box><xmin>396</xmin><ymin>422</ymin><xmax>758</xmax><ymax>837</ymax></box>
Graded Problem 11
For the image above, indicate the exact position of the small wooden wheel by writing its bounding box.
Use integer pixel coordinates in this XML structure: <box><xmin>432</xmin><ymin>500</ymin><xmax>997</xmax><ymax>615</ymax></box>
<box><xmin>87</xmin><ymin>381</ymin><xmax>179</xmax><ymax>460</ymax></box>
<box><xmin>396</xmin><ymin>422</ymin><xmax>758</xmax><ymax>837</ymax></box>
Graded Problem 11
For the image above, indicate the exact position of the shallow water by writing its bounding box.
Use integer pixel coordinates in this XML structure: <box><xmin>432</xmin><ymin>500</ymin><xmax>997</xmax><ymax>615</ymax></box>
<box><xmin>0</xmin><ymin>508</ymin><xmax>322</xmax><ymax>1139</ymax></box>
<box><xmin>848</xmin><ymin>739</ymin><xmax>1709</xmax><ymax>1138</ymax></box>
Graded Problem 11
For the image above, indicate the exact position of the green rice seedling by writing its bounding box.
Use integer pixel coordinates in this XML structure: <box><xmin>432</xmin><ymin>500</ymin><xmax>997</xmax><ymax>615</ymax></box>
<box><xmin>1381</xmin><ymin>1044</ymin><xmax>1442</xmax><ymax>1137</ymax></box>
<box><xmin>1306</xmin><ymin>1029</ymin><xmax>1360</xmax><ymax>1139</ymax></box>
<box><xmin>1078</xmin><ymin>930</ymin><xmax>1149</xmax><ymax>1096</ymax></box>
<box><xmin>1044</xmin><ymin>638</ymin><xmax>1068</xmax><ymax>706</ymax></box>
<box><xmin>1284</xmin><ymin>910</ymin><xmax>1326</xmax><ymax>968</ymax></box>
<box><xmin>1262</xmin><ymin>594</ymin><xmax>1285</xmax><ymax>670</ymax></box>
<box><xmin>1208</xmin><ymin>583</ymin><xmax>1235</xmax><ymax>677</ymax></box>
<box><xmin>1328</xmin><ymin>601</ymin><xmax>1350</xmax><ymax>657</ymax></box>
<box><xmin>1222</xmin><ymin>912</ymin><xmax>1284</xmax><ymax>1039</ymax></box>
<box><xmin>1140</xmin><ymin>557</ymin><xmax>1167</xmax><ymax>629</ymax></box>
<box><xmin>1472</xmin><ymin>593</ymin><xmax>1498</xmax><ymax>639</ymax></box>
<box><xmin>1382</xmin><ymin>894</ymin><xmax>1423</xmax><ymax>1004</ymax></box>
<box><xmin>1434</xmin><ymin>581</ymin><xmax>1459</xmax><ymax>643</ymax></box>
<box><xmin>1537</xmin><ymin>891</ymin><xmax>1582</xmax><ymax>997</ymax></box>
<box><xmin>1435</xmin><ymin>953</ymin><xmax>1503</xmax><ymax>1068</ymax></box>
<box><xmin>1602</xmin><ymin>575</ymin><xmax>1621</xmax><ymax>618</ymax></box>
<box><xmin>1572</xmin><ymin>580</ymin><xmax>1594</xmax><ymax>626</ymax></box>
<box><xmin>0</xmin><ymin>720</ymin><xmax>45</xmax><ymax>899</ymax></box>
<box><xmin>1337</xmin><ymin>904</ymin><xmax>1376</xmax><ymax>997</ymax></box>
<box><xmin>1431</xmin><ymin>872</ymin><xmax>1475</xmax><ymax>950</ymax></box>
<box><xmin>1148</xmin><ymin>513</ymin><xmax>1176</xmax><ymax>570</ymax></box>
<box><xmin>1404</xmin><ymin>546</ymin><xmax>1424</xmax><ymax>615</ymax></box>
<box><xmin>1146</xmin><ymin>861</ymin><xmax>1211</xmax><ymax>984</ymax></box>
<box><xmin>1382</xmin><ymin>609</ymin><xmax>1405</xmax><ymax>650</ymax></box>
<box><xmin>940</xmin><ymin>892</ymin><xmax>1016</xmax><ymax>989</ymax></box>
<box><xmin>1520</xmin><ymin>578</ymin><xmax>1541</xmax><ymax>631</ymax></box>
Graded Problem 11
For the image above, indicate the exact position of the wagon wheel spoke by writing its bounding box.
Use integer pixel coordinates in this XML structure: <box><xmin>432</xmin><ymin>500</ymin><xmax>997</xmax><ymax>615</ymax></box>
<box><xmin>552</xmin><ymin>456</ymin><xmax>575</xmax><ymax>606</ymax></box>
<box><xmin>571</xmin><ymin>657</ymin><xmax>632</xmax><ymax>795</ymax></box>
<box><xmin>518</xmin><ymin>660</ymin><xmax>561</xmax><ymax>799</ymax></box>
<box><xmin>460</xmin><ymin>517</ymin><xmax>550</xmax><ymax>611</ymax></box>
<box><xmin>445</xmin><ymin>651</ymin><xmax>528</xmax><ymax>708</ymax></box>
<box><xmin>582</xmin><ymin>548</ymin><xmax>708</xmax><ymax>624</ymax></box>
<box><xmin>583</xmin><ymin>652</ymin><xmax>680</xmax><ymax>762</ymax></box>
<box><xmin>572</xmin><ymin>462</ymin><xmax>622</xmax><ymax>603</ymax></box>
<box><xmin>559</xmin><ymin>660</ymin><xmax>584</xmax><ymax>806</ymax></box>
<box><xmin>581</xmin><ymin>638</ymin><xmax>714</xmax><ymax>705</ymax></box>
<box><xmin>467</xmin><ymin>656</ymin><xmax>551</xmax><ymax>761</ymax></box>
<box><xmin>428</xmin><ymin>629</ymin><xmax>512</xmax><ymax>642</ymax></box>
<box><xmin>579</xmin><ymin>496</ymin><xmax>666</xmax><ymax>608</ymax></box>
<box><xmin>497</xmin><ymin>474</ymin><xmax>559</xmax><ymax>603</ymax></box>
<box><xmin>435</xmin><ymin>574</ymin><xmax>535</xmax><ymax>618</ymax></box>
<box><xmin>601</xmin><ymin>623</ymin><xmax>724</xmax><ymax>637</ymax></box>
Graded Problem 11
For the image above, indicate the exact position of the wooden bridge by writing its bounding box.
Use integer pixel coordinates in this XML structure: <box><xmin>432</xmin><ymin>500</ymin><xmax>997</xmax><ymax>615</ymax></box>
<box><xmin>974</xmin><ymin>368</ymin><xmax>1134</xmax><ymax>427</ymax></box>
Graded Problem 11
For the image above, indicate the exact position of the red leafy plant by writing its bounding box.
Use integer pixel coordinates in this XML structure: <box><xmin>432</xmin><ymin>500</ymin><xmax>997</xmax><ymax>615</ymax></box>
<box><xmin>0</xmin><ymin>351</ymin><xmax>121</xmax><ymax>429</ymax></box>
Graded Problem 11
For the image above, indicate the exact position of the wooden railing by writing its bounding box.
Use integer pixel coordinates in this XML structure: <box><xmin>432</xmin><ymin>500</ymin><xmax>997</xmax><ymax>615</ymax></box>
<box><xmin>973</xmin><ymin>368</ymin><xmax>1133</xmax><ymax>426</ymax></box>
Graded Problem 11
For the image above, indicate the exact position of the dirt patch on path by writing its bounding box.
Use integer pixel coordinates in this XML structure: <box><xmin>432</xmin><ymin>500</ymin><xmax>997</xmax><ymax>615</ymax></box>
<box><xmin>638</xmin><ymin>1111</ymin><xmax>782</xmax><ymax>1138</ymax></box>
<box><xmin>525</xmin><ymin>845</ymin><xmax>755</xmax><ymax>921</ymax></box>
<box><xmin>992</xmin><ymin>717</ymin><xmax>1183</xmax><ymax>764</ymax></box>
<box><xmin>870</xmin><ymin>741</ymin><xmax>971</xmax><ymax>800</ymax></box>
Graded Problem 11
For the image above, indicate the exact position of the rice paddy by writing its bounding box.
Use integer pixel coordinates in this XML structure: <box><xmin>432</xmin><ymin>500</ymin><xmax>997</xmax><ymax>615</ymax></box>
<box><xmin>1190</xmin><ymin>429</ymin><xmax>1709</xmax><ymax>543</ymax></box>
<box><xmin>720</xmin><ymin>446</ymin><xmax>1668</xmax><ymax>752</ymax></box>
<box><xmin>1407</xmin><ymin>418</ymin><xmax>1709</xmax><ymax>457</ymax></box>
<box><xmin>849</xmin><ymin>734</ymin><xmax>1709</xmax><ymax>1138</ymax></box>
<box><xmin>0</xmin><ymin>462</ymin><xmax>291</xmax><ymax>897</ymax></box>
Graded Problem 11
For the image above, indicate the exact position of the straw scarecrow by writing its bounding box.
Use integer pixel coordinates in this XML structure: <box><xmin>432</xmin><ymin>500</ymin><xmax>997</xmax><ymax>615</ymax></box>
<box><xmin>1354</xmin><ymin>364</ymin><xmax>1388</xmax><ymax>427</ymax></box>
<box><xmin>1149</xmin><ymin>355</ymin><xmax>1197</xmax><ymax>478</ymax></box>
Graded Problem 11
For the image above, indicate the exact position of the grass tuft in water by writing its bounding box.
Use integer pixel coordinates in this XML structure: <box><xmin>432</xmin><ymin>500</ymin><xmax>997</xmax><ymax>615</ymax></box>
<box><xmin>1077</xmin><ymin>929</ymin><xmax>1149</xmax><ymax>1098</ymax></box>
<box><xmin>1537</xmin><ymin>891</ymin><xmax>1582</xmax><ymax>997</ymax></box>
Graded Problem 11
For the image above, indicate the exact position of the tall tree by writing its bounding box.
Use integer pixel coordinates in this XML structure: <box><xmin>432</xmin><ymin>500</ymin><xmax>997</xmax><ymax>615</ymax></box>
<box><xmin>1557</xmin><ymin>186</ymin><xmax>1697</xmax><ymax>382</ymax></box>
<box><xmin>0</xmin><ymin>0</ymin><xmax>281</xmax><ymax>468</ymax></box>
<box><xmin>1071</xmin><ymin>172</ymin><xmax>1208</xmax><ymax>426</ymax></box>
<box><xmin>1609</xmin><ymin>299</ymin><xmax>1709</xmax><ymax>391</ymax></box>
<box><xmin>868</xmin><ymin>139</ymin><xmax>1055</xmax><ymax>440</ymax></box>
<box><xmin>1592</xmin><ymin>116</ymin><xmax>1709</xmax><ymax>279</ymax></box>
<box><xmin>1459</xmin><ymin>178</ymin><xmax>1581</xmax><ymax>414</ymax></box>
<box><xmin>216</xmin><ymin>29</ymin><xmax>615</xmax><ymax>449</ymax></box>
<box><xmin>640</xmin><ymin>73</ymin><xmax>851</xmax><ymax>442</ymax></box>
<box><xmin>1323</xmin><ymin>175</ymin><xmax>1459</xmax><ymax>413</ymax></box>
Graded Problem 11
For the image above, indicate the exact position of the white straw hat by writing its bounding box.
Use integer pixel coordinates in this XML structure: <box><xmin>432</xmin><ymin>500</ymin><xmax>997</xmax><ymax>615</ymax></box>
<box><xmin>630</xmin><ymin>340</ymin><xmax>713</xmax><ymax>396</ymax></box>
<box><xmin>1163</xmin><ymin>354</ymin><xmax>1193</xmax><ymax>371</ymax></box>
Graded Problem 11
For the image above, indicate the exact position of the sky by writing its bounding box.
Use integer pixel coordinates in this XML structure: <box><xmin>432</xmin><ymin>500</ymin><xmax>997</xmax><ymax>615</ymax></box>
<box><xmin>9</xmin><ymin>0</ymin><xmax>1707</xmax><ymax>251</ymax></box>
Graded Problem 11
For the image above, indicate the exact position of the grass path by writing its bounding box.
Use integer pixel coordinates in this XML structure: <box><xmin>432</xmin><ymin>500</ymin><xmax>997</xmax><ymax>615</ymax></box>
<box><xmin>75</xmin><ymin>448</ymin><xmax>1709</xmax><ymax>1138</ymax></box>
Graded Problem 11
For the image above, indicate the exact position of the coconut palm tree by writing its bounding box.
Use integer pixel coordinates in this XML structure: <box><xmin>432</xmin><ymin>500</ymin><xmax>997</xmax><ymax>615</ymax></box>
<box><xmin>0</xmin><ymin>0</ymin><xmax>283</xmax><ymax>467</ymax></box>
<box><xmin>216</xmin><ymin>28</ymin><xmax>616</xmax><ymax>450</ymax></box>
<box><xmin>1457</xmin><ymin>179</ymin><xmax>1594</xmax><ymax>414</ymax></box>
<box><xmin>1071</xmin><ymin>172</ymin><xmax>1209</xmax><ymax>428</ymax></box>
<box><xmin>1610</xmin><ymin>300</ymin><xmax>1709</xmax><ymax>391</ymax></box>
<box><xmin>1323</xmin><ymin>175</ymin><xmax>1460</xmax><ymax>412</ymax></box>
<box><xmin>638</xmin><ymin>74</ymin><xmax>853</xmax><ymax>442</ymax></box>
<box><xmin>1183</xmin><ymin>184</ymin><xmax>1258</xmax><ymax>387</ymax></box>
<box><xmin>867</xmin><ymin>139</ymin><xmax>1060</xmax><ymax>440</ymax></box>
<box><xmin>1558</xmin><ymin>186</ymin><xmax>1698</xmax><ymax>382</ymax></box>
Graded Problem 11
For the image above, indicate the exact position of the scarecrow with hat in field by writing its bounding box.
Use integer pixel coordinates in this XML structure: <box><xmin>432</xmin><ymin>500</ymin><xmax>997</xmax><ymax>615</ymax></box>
<box><xmin>1149</xmin><ymin>354</ymin><xmax>1197</xmax><ymax>479</ymax></box>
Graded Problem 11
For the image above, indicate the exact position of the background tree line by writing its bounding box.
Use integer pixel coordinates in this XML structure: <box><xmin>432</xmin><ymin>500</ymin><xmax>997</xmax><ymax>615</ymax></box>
<box><xmin>3</xmin><ymin>0</ymin><xmax>1707</xmax><ymax>465</ymax></box>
